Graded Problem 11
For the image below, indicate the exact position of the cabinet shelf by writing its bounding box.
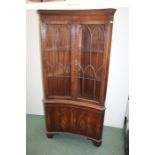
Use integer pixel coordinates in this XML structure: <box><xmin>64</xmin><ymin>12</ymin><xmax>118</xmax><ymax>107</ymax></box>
<box><xmin>45</xmin><ymin>49</ymin><xmax>104</xmax><ymax>54</ymax></box>
<box><xmin>48</xmin><ymin>73</ymin><xmax>101</xmax><ymax>82</ymax></box>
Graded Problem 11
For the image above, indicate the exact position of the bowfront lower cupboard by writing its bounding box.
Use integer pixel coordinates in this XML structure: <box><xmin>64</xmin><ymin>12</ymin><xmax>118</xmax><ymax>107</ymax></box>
<box><xmin>39</xmin><ymin>9</ymin><xmax>116</xmax><ymax>146</ymax></box>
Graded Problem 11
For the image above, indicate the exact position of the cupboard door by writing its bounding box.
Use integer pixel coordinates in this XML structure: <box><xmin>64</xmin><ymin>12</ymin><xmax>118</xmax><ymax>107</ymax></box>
<box><xmin>42</xmin><ymin>24</ymin><xmax>71</xmax><ymax>98</ymax></box>
<box><xmin>45</xmin><ymin>104</ymin><xmax>104</xmax><ymax>139</ymax></box>
<box><xmin>76</xmin><ymin>24</ymin><xmax>107</xmax><ymax>102</ymax></box>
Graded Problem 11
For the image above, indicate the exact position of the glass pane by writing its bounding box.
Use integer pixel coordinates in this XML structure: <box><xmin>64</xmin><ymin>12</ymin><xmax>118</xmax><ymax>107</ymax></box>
<box><xmin>44</xmin><ymin>24</ymin><xmax>71</xmax><ymax>97</ymax></box>
<box><xmin>78</xmin><ymin>25</ymin><xmax>105</xmax><ymax>101</ymax></box>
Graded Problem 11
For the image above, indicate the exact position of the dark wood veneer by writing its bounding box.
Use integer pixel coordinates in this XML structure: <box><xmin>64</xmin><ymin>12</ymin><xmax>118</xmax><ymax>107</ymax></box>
<box><xmin>39</xmin><ymin>9</ymin><xmax>116</xmax><ymax>146</ymax></box>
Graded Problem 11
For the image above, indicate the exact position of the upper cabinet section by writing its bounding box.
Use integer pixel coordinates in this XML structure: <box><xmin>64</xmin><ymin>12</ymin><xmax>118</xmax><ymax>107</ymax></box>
<box><xmin>39</xmin><ymin>9</ymin><xmax>116</xmax><ymax>103</ymax></box>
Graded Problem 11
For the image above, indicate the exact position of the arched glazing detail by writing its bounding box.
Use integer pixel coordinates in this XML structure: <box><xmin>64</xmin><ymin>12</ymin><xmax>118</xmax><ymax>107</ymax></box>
<box><xmin>91</xmin><ymin>25</ymin><xmax>105</xmax><ymax>70</ymax></box>
<box><xmin>83</xmin><ymin>65</ymin><xmax>96</xmax><ymax>99</ymax></box>
<box><xmin>58</xmin><ymin>25</ymin><xmax>71</xmax><ymax>65</ymax></box>
<box><xmin>84</xmin><ymin>65</ymin><xmax>96</xmax><ymax>79</ymax></box>
<box><xmin>44</xmin><ymin>24</ymin><xmax>71</xmax><ymax>97</ymax></box>
<box><xmin>96</xmin><ymin>66</ymin><xmax>105</xmax><ymax>81</ymax></box>
<box><xmin>80</xmin><ymin>25</ymin><xmax>91</xmax><ymax>69</ymax></box>
<box><xmin>78</xmin><ymin>24</ymin><xmax>105</xmax><ymax>101</ymax></box>
<box><xmin>64</xmin><ymin>64</ymin><xmax>71</xmax><ymax>96</ymax></box>
<box><xmin>76</xmin><ymin>64</ymin><xmax>84</xmax><ymax>97</ymax></box>
<box><xmin>46</xmin><ymin>25</ymin><xmax>59</xmax><ymax>65</ymax></box>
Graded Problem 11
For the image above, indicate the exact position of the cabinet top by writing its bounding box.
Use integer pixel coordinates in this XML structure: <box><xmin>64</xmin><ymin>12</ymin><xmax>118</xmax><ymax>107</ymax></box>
<box><xmin>38</xmin><ymin>9</ymin><xmax>116</xmax><ymax>23</ymax></box>
<box><xmin>38</xmin><ymin>9</ymin><xmax>116</xmax><ymax>16</ymax></box>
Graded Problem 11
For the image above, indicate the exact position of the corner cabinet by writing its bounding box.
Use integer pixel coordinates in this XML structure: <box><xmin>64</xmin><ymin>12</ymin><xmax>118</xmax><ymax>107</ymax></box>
<box><xmin>39</xmin><ymin>9</ymin><xmax>116</xmax><ymax>146</ymax></box>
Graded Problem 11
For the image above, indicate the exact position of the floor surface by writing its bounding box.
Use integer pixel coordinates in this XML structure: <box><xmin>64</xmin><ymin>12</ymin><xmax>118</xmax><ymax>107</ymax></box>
<box><xmin>26</xmin><ymin>114</ymin><xmax>125</xmax><ymax>155</ymax></box>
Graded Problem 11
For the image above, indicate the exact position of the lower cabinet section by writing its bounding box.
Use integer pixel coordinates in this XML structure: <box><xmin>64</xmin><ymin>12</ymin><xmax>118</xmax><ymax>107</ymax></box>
<box><xmin>44</xmin><ymin>102</ymin><xmax>105</xmax><ymax>145</ymax></box>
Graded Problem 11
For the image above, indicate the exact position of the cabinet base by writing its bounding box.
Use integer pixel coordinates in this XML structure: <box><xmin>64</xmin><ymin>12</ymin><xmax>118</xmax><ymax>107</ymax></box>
<box><xmin>87</xmin><ymin>137</ymin><xmax>102</xmax><ymax>147</ymax></box>
<box><xmin>92</xmin><ymin>140</ymin><xmax>102</xmax><ymax>147</ymax></box>
<box><xmin>44</xmin><ymin>101</ymin><xmax>105</xmax><ymax>147</ymax></box>
<box><xmin>46</xmin><ymin>132</ymin><xmax>102</xmax><ymax>147</ymax></box>
<box><xmin>46</xmin><ymin>133</ymin><xmax>55</xmax><ymax>138</ymax></box>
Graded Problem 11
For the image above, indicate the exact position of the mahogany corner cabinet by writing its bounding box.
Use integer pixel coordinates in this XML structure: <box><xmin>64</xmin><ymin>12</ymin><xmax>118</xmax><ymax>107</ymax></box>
<box><xmin>38</xmin><ymin>9</ymin><xmax>116</xmax><ymax>146</ymax></box>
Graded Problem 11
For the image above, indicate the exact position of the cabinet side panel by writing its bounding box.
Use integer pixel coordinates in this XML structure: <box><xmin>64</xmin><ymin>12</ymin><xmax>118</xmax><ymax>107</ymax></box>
<box><xmin>100</xmin><ymin>23</ymin><xmax>113</xmax><ymax>103</ymax></box>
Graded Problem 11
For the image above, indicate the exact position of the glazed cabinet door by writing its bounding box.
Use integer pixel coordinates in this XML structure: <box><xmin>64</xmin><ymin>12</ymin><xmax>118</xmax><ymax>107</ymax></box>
<box><xmin>74</xmin><ymin>23</ymin><xmax>112</xmax><ymax>103</ymax></box>
<box><xmin>41</xmin><ymin>22</ymin><xmax>72</xmax><ymax>98</ymax></box>
<box><xmin>41</xmin><ymin>15</ymin><xmax>113</xmax><ymax>103</ymax></box>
